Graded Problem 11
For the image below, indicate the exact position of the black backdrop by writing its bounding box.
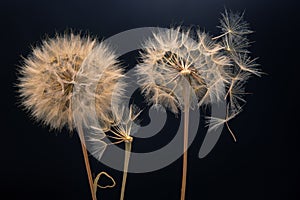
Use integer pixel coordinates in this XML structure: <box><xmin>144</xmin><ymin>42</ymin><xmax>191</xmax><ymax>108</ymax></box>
<box><xmin>1</xmin><ymin>0</ymin><xmax>299</xmax><ymax>200</ymax></box>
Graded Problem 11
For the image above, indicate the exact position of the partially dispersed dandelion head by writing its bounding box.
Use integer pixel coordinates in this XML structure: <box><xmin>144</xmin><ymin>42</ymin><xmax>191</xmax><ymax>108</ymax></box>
<box><xmin>89</xmin><ymin>104</ymin><xmax>141</xmax><ymax>153</ymax></box>
<box><xmin>105</xmin><ymin>104</ymin><xmax>141</xmax><ymax>145</ymax></box>
<box><xmin>136</xmin><ymin>10</ymin><xmax>262</xmax><ymax>140</ymax></box>
<box><xmin>18</xmin><ymin>33</ymin><xmax>96</xmax><ymax>131</ymax></box>
<box><xmin>136</xmin><ymin>27</ymin><xmax>231</xmax><ymax>113</ymax></box>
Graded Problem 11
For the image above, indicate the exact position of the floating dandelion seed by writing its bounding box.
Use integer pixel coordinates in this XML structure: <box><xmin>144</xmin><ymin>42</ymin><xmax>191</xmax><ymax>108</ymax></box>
<box><xmin>136</xmin><ymin>10</ymin><xmax>261</xmax><ymax>200</ymax></box>
<box><xmin>214</xmin><ymin>10</ymin><xmax>262</xmax><ymax>116</ymax></box>
<box><xmin>17</xmin><ymin>33</ymin><xmax>120</xmax><ymax>200</ymax></box>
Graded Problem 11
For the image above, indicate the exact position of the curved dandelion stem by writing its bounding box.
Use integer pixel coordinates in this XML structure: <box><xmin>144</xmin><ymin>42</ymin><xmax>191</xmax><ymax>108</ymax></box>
<box><xmin>181</xmin><ymin>79</ymin><xmax>190</xmax><ymax>200</ymax></box>
<box><xmin>93</xmin><ymin>172</ymin><xmax>116</xmax><ymax>192</ymax></box>
<box><xmin>120</xmin><ymin>141</ymin><xmax>132</xmax><ymax>200</ymax></box>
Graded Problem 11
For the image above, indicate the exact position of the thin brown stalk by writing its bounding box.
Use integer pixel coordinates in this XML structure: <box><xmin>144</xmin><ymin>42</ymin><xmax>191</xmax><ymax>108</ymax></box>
<box><xmin>181</xmin><ymin>79</ymin><xmax>190</xmax><ymax>200</ymax></box>
<box><xmin>77</xmin><ymin>124</ymin><xmax>97</xmax><ymax>200</ymax></box>
<box><xmin>120</xmin><ymin>141</ymin><xmax>132</xmax><ymax>200</ymax></box>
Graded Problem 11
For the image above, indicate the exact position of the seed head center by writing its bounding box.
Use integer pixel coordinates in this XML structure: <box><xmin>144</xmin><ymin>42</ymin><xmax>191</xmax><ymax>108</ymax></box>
<box><xmin>124</xmin><ymin>135</ymin><xmax>133</xmax><ymax>143</ymax></box>
<box><xmin>181</xmin><ymin>68</ymin><xmax>191</xmax><ymax>75</ymax></box>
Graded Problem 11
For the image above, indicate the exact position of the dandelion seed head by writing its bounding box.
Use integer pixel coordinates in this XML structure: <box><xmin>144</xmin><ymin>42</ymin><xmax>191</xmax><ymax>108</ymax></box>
<box><xmin>137</xmin><ymin>11</ymin><xmax>262</xmax><ymax>142</ymax></box>
<box><xmin>18</xmin><ymin>33</ymin><xmax>96</xmax><ymax>131</ymax></box>
<box><xmin>136</xmin><ymin>27</ymin><xmax>231</xmax><ymax>113</ymax></box>
<box><xmin>99</xmin><ymin>104</ymin><xmax>141</xmax><ymax>146</ymax></box>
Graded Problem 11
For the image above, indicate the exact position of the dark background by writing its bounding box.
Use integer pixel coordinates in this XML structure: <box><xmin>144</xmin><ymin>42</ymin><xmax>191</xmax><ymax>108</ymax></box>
<box><xmin>1</xmin><ymin>0</ymin><xmax>299</xmax><ymax>199</ymax></box>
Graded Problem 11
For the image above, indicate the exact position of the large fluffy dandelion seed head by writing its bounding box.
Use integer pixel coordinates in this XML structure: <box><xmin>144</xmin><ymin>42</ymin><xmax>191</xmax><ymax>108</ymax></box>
<box><xmin>18</xmin><ymin>33</ymin><xmax>96</xmax><ymax>131</ymax></box>
<box><xmin>136</xmin><ymin>27</ymin><xmax>231</xmax><ymax>113</ymax></box>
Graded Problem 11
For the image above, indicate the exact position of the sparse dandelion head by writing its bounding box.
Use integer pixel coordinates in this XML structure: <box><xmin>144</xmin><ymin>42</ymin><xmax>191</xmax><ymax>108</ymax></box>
<box><xmin>136</xmin><ymin>27</ymin><xmax>231</xmax><ymax>113</ymax></box>
<box><xmin>18</xmin><ymin>33</ymin><xmax>96</xmax><ymax>131</ymax></box>
<box><xmin>87</xmin><ymin>104</ymin><xmax>141</xmax><ymax>159</ymax></box>
<box><xmin>136</xmin><ymin>11</ymin><xmax>262</xmax><ymax>140</ymax></box>
<box><xmin>109</xmin><ymin>104</ymin><xmax>141</xmax><ymax>144</ymax></box>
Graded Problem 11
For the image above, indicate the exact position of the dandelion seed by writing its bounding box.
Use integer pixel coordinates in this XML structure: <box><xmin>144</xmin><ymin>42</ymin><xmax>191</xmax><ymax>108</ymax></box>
<box><xmin>233</xmin><ymin>53</ymin><xmax>261</xmax><ymax>76</ymax></box>
<box><xmin>213</xmin><ymin>10</ymin><xmax>262</xmax><ymax>142</ymax></box>
<box><xmin>217</xmin><ymin>9</ymin><xmax>253</xmax><ymax>38</ymax></box>
<box><xmin>205</xmin><ymin>104</ymin><xmax>243</xmax><ymax>142</ymax></box>
<box><xmin>221</xmin><ymin>35</ymin><xmax>251</xmax><ymax>54</ymax></box>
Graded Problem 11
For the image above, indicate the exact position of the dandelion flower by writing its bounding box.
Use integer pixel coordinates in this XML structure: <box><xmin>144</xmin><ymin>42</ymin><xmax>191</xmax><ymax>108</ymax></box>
<box><xmin>84</xmin><ymin>104</ymin><xmax>141</xmax><ymax>200</ymax></box>
<box><xmin>17</xmin><ymin>33</ymin><xmax>124</xmax><ymax>200</ymax></box>
<box><xmin>136</xmin><ymin>27</ymin><xmax>229</xmax><ymax>200</ymax></box>
<box><xmin>94</xmin><ymin>105</ymin><xmax>141</xmax><ymax>200</ymax></box>
<box><xmin>18</xmin><ymin>33</ymin><xmax>96</xmax><ymax>131</ymax></box>
<box><xmin>136</xmin><ymin>10</ymin><xmax>261</xmax><ymax>200</ymax></box>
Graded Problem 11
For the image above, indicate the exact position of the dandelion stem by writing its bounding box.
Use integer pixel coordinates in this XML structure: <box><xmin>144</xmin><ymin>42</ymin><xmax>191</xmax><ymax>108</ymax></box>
<box><xmin>181</xmin><ymin>79</ymin><xmax>190</xmax><ymax>200</ymax></box>
<box><xmin>120</xmin><ymin>141</ymin><xmax>132</xmax><ymax>200</ymax></box>
<box><xmin>77</xmin><ymin>125</ymin><xmax>97</xmax><ymax>200</ymax></box>
<box><xmin>93</xmin><ymin>172</ymin><xmax>116</xmax><ymax>190</ymax></box>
